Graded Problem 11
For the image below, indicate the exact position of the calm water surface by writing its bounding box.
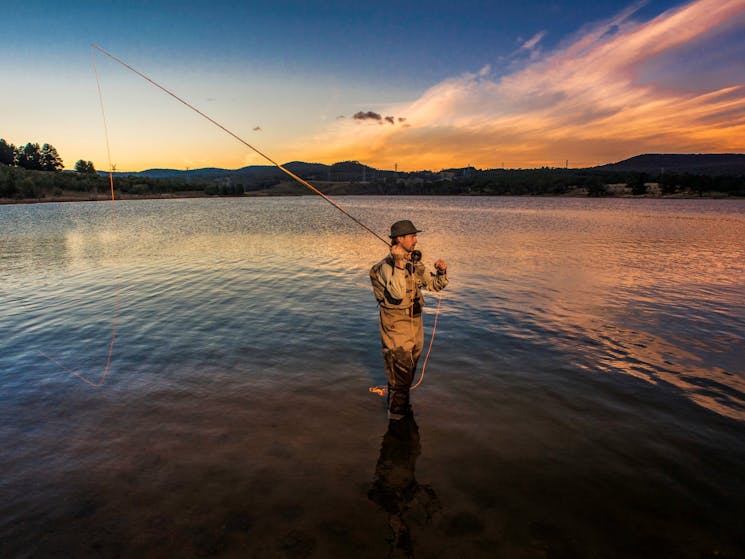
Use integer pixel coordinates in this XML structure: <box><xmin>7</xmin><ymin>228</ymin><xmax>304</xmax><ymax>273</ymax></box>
<box><xmin>1</xmin><ymin>196</ymin><xmax>744</xmax><ymax>558</ymax></box>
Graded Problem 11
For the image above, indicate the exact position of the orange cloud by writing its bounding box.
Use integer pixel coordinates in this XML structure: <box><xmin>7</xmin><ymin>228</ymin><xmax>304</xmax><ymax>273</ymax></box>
<box><xmin>307</xmin><ymin>0</ymin><xmax>745</xmax><ymax>170</ymax></box>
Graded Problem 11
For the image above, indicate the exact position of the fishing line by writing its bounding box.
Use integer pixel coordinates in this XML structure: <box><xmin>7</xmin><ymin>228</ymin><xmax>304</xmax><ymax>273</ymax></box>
<box><xmin>368</xmin><ymin>262</ymin><xmax>444</xmax><ymax>397</ymax></box>
<box><xmin>88</xmin><ymin>44</ymin><xmax>444</xmax><ymax>393</ymax></box>
<box><xmin>90</xmin><ymin>44</ymin><xmax>391</xmax><ymax>247</ymax></box>
<box><xmin>37</xmin><ymin>46</ymin><xmax>120</xmax><ymax>387</ymax></box>
<box><xmin>412</xmin><ymin>291</ymin><xmax>442</xmax><ymax>390</ymax></box>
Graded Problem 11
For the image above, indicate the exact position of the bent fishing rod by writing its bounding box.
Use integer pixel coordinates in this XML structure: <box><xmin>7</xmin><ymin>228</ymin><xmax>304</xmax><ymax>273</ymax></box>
<box><xmin>92</xmin><ymin>45</ymin><xmax>445</xmax><ymax>395</ymax></box>
<box><xmin>91</xmin><ymin>44</ymin><xmax>390</xmax><ymax>247</ymax></box>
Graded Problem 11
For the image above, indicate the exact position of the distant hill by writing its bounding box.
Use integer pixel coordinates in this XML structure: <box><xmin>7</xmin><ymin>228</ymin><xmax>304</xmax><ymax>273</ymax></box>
<box><xmin>102</xmin><ymin>166</ymin><xmax>255</xmax><ymax>180</ymax></box>
<box><xmin>103</xmin><ymin>153</ymin><xmax>745</xmax><ymax>181</ymax></box>
<box><xmin>105</xmin><ymin>160</ymin><xmax>386</xmax><ymax>182</ymax></box>
<box><xmin>593</xmin><ymin>153</ymin><xmax>745</xmax><ymax>175</ymax></box>
<box><xmin>117</xmin><ymin>167</ymin><xmax>231</xmax><ymax>179</ymax></box>
<box><xmin>8</xmin><ymin>152</ymin><xmax>745</xmax><ymax>200</ymax></box>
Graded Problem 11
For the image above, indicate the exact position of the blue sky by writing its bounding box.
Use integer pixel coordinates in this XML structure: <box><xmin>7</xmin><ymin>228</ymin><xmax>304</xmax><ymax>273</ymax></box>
<box><xmin>3</xmin><ymin>0</ymin><xmax>744</xmax><ymax>171</ymax></box>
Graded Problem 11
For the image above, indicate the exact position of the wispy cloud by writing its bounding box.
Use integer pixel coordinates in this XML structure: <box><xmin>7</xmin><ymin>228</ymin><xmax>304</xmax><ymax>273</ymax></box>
<box><xmin>308</xmin><ymin>0</ymin><xmax>745</xmax><ymax>169</ymax></box>
<box><xmin>520</xmin><ymin>31</ymin><xmax>546</xmax><ymax>52</ymax></box>
<box><xmin>517</xmin><ymin>31</ymin><xmax>547</xmax><ymax>60</ymax></box>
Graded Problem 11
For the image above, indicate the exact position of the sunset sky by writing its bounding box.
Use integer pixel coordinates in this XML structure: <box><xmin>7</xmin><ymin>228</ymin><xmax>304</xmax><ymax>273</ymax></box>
<box><xmin>3</xmin><ymin>0</ymin><xmax>745</xmax><ymax>172</ymax></box>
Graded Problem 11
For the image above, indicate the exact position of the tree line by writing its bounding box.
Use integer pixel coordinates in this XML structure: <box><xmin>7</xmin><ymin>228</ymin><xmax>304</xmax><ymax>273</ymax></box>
<box><xmin>2</xmin><ymin>136</ymin><xmax>744</xmax><ymax>200</ymax></box>
<box><xmin>1</xmin><ymin>136</ymin><xmax>121</xmax><ymax>199</ymax></box>
<box><xmin>1</xmin><ymin>137</ymin><xmax>99</xmax><ymax>175</ymax></box>
<box><xmin>0</xmin><ymin>138</ymin><xmax>64</xmax><ymax>172</ymax></box>
<box><xmin>397</xmin><ymin>168</ymin><xmax>745</xmax><ymax>197</ymax></box>
<box><xmin>0</xmin><ymin>163</ymin><xmax>213</xmax><ymax>200</ymax></box>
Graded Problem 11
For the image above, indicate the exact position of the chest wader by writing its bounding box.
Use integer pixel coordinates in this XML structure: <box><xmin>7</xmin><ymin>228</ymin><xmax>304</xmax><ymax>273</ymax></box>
<box><xmin>377</xmin><ymin>263</ymin><xmax>425</xmax><ymax>420</ymax></box>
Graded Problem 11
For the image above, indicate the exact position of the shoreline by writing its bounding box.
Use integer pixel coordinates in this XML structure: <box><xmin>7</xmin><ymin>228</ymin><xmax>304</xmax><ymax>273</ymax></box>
<box><xmin>2</xmin><ymin>191</ymin><xmax>742</xmax><ymax>205</ymax></box>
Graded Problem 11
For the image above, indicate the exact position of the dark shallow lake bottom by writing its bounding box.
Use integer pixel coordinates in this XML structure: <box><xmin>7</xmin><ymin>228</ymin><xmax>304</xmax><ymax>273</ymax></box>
<box><xmin>3</xmin><ymin>367</ymin><xmax>744</xmax><ymax>558</ymax></box>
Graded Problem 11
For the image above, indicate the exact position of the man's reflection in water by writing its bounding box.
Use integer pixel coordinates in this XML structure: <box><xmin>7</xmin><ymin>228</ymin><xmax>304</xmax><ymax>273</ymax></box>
<box><xmin>369</xmin><ymin>415</ymin><xmax>441</xmax><ymax>558</ymax></box>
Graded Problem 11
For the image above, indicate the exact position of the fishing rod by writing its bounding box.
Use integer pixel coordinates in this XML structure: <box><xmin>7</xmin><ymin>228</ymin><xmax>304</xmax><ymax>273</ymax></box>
<box><xmin>90</xmin><ymin>44</ymin><xmax>390</xmax><ymax>247</ymax></box>
<box><xmin>90</xmin><ymin>45</ymin><xmax>444</xmax><ymax>395</ymax></box>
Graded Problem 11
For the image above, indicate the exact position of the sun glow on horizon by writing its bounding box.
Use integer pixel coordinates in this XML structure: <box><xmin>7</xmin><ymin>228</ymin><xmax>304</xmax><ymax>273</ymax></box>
<box><xmin>298</xmin><ymin>0</ymin><xmax>745</xmax><ymax>171</ymax></box>
<box><xmin>5</xmin><ymin>0</ymin><xmax>744</xmax><ymax>174</ymax></box>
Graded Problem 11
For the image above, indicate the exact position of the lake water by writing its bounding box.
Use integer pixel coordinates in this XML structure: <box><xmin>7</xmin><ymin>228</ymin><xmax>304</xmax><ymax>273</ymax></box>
<box><xmin>1</xmin><ymin>196</ymin><xmax>744</xmax><ymax>558</ymax></box>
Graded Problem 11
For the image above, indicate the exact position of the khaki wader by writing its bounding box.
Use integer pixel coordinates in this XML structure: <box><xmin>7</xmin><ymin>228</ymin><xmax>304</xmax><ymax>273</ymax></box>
<box><xmin>370</xmin><ymin>256</ymin><xmax>448</xmax><ymax>418</ymax></box>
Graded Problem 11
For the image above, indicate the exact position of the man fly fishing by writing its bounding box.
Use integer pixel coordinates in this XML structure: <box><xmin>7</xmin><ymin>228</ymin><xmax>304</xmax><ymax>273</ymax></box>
<box><xmin>90</xmin><ymin>48</ymin><xmax>453</xmax><ymax>411</ymax></box>
<box><xmin>370</xmin><ymin>220</ymin><xmax>448</xmax><ymax>420</ymax></box>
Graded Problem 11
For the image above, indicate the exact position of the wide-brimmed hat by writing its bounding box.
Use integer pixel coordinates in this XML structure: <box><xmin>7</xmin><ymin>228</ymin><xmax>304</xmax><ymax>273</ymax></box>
<box><xmin>389</xmin><ymin>219</ymin><xmax>422</xmax><ymax>238</ymax></box>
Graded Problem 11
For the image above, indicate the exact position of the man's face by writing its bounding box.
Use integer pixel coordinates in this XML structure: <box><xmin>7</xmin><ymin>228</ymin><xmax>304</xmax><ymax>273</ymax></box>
<box><xmin>397</xmin><ymin>233</ymin><xmax>418</xmax><ymax>252</ymax></box>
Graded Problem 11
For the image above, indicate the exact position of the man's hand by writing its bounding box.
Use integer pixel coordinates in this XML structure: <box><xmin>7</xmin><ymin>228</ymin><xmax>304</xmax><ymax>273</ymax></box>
<box><xmin>434</xmin><ymin>259</ymin><xmax>447</xmax><ymax>274</ymax></box>
<box><xmin>390</xmin><ymin>243</ymin><xmax>407</xmax><ymax>265</ymax></box>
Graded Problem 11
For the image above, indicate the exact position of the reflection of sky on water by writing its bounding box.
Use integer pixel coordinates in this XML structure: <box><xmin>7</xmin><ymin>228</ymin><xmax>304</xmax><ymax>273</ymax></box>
<box><xmin>2</xmin><ymin>197</ymin><xmax>744</xmax><ymax>421</ymax></box>
<box><xmin>2</xmin><ymin>196</ymin><xmax>745</xmax><ymax>556</ymax></box>
<box><xmin>440</xmin><ymin>198</ymin><xmax>745</xmax><ymax>420</ymax></box>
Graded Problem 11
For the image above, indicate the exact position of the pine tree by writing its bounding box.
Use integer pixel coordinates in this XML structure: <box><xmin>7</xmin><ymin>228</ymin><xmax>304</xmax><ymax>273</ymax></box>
<box><xmin>16</xmin><ymin>143</ymin><xmax>43</xmax><ymax>170</ymax></box>
<box><xmin>40</xmin><ymin>143</ymin><xmax>64</xmax><ymax>172</ymax></box>
<box><xmin>74</xmin><ymin>159</ymin><xmax>96</xmax><ymax>174</ymax></box>
<box><xmin>0</xmin><ymin>138</ymin><xmax>15</xmax><ymax>165</ymax></box>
